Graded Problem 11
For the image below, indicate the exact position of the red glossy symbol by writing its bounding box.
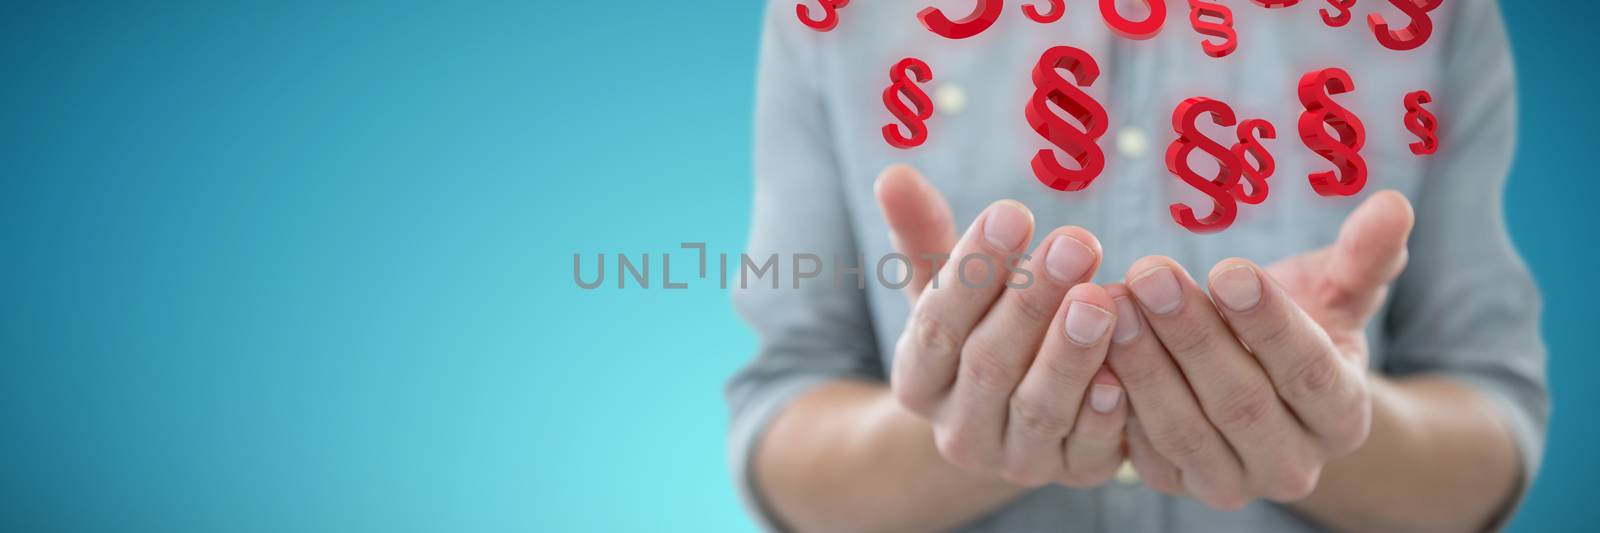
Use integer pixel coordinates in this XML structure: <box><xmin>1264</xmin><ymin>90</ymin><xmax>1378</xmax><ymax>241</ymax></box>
<box><xmin>1188</xmin><ymin>0</ymin><xmax>1238</xmax><ymax>58</ymax></box>
<box><xmin>1026</xmin><ymin>46</ymin><xmax>1109</xmax><ymax>192</ymax></box>
<box><xmin>1023</xmin><ymin>0</ymin><xmax>1065</xmax><ymax>24</ymax></box>
<box><xmin>1369</xmin><ymin>0</ymin><xmax>1443</xmax><ymax>51</ymax></box>
<box><xmin>1231</xmin><ymin>118</ymin><xmax>1277</xmax><ymax>204</ymax></box>
<box><xmin>1167</xmin><ymin>97</ymin><xmax>1244</xmax><ymax>233</ymax></box>
<box><xmin>1298</xmin><ymin>68</ymin><xmax>1367</xmax><ymax>197</ymax></box>
<box><xmin>1250</xmin><ymin>0</ymin><xmax>1300</xmax><ymax>7</ymax></box>
<box><xmin>882</xmin><ymin>58</ymin><xmax>936</xmax><ymax>150</ymax></box>
<box><xmin>1320</xmin><ymin>0</ymin><xmax>1355</xmax><ymax>27</ymax></box>
<box><xmin>1404</xmin><ymin>90</ymin><xmax>1439</xmax><ymax>155</ymax></box>
<box><xmin>920</xmin><ymin>0</ymin><xmax>1005</xmax><ymax>39</ymax></box>
<box><xmin>1100</xmin><ymin>0</ymin><xmax>1167</xmax><ymax>40</ymax></box>
<box><xmin>796</xmin><ymin>0</ymin><xmax>850</xmax><ymax>32</ymax></box>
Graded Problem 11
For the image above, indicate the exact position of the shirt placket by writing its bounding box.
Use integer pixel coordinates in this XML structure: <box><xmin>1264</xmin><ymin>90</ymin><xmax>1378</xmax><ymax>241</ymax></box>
<box><xmin>1097</xmin><ymin>13</ymin><xmax>1167</xmax><ymax>533</ymax></box>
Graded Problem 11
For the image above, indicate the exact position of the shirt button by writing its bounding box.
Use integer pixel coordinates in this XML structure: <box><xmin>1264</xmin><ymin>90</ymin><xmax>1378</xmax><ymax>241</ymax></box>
<box><xmin>1116</xmin><ymin>127</ymin><xmax>1148</xmax><ymax>159</ymax></box>
<box><xmin>1115</xmin><ymin>460</ymin><xmax>1141</xmax><ymax>486</ymax></box>
<box><xmin>935</xmin><ymin>83</ymin><xmax>967</xmax><ymax>115</ymax></box>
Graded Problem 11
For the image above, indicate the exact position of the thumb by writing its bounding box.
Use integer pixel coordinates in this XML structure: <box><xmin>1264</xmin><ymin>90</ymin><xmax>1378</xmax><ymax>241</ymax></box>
<box><xmin>874</xmin><ymin>164</ymin><xmax>957</xmax><ymax>302</ymax></box>
<box><xmin>1326</xmin><ymin>189</ymin><xmax>1415</xmax><ymax>309</ymax></box>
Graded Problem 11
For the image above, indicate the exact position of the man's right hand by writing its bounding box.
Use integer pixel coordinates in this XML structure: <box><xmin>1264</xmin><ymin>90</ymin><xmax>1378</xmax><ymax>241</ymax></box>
<box><xmin>876</xmin><ymin>164</ymin><xmax>1130</xmax><ymax>488</ymax></box>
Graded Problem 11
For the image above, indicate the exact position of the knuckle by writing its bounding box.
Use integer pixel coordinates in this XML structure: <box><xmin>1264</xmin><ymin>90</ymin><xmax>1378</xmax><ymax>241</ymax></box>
<box><xmin>1261</xmin><ymin>464</ymin><xmax>1321</xmax><ymax>503</ymax></box>
<box><xmin>1284</xmin><ymin>355</ymin><xmax>1342</xmax><ymax>405</ymax></box>
<box><xmin>960</xmin><ymin>343</ymin><xmax>1020</xmax><ymax>393</ymax></box>
<box><xmin>1245</xmin><ymin>310</ymin><xmax>1295</xmax><ymax>352</ymax></box>
<box><xmin>1009</xmin><ymin>396</ymin><xmax>1074</xmax><ymax>439</ymax></box>
<box><xmin>1147</xmin><ymin>421</ymin><xmax>1211</xmax><ymax>462</ymax></box>
<box><xmin>890</xmin><ymin>376</ymin><xmax>936</xmax><ymax>417</ymax></box>
<box><xmin>1005</xmin><ymin>287</ymin><xmax>1060</xmax><ymax>326</ymax></box>
<box><xmin>936</xmin><ymin>417</ymin><xmax>1002</xmax><ymax>472</ymax></box>
<box><xmin>1322</xmin><ymin>394</ymin><xmax>1373</xmax><ymax>455</ymax></box>
<box><xmin>934</xmin><ymin>425</ymin><xmax>981</xmax><ymax>471</ymax></box>
<box><xmin>1001</xmin><ymin>461</ymin><xmax>1054</xmax><ymax>488</ymax></box>
<box><xmin>1203</xmin><ymin>491</ymin><xmax>1252</xmax><ymax>512</ymax></box>
<box><xmin>1213</xmin><ymin>381</ymin><xmax>1275</xmax><ymax>433</ymax></box>
<box><xmin>1038</xmin><ymin>350</ymin><xmax>1092</xmax><ymax>386</ymax></box>
<box><xmin>908</xmin><ymin>309</ymin><xmax>962</xmax><ymax>362</ymax></box>
<box><xmin>1162</xmin><ymin>320</ymin><xmax>1221</xmax><ymax>360</ymax></box>
<box><xmin>1108</xmin><ymin>352</ymin><xmax>1163</xmax><ymax>389</ymax></box>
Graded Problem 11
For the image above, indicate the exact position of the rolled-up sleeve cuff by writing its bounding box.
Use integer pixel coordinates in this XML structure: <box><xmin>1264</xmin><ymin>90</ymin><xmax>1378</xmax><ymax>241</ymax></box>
<box><xmin>728</xmin><ymin>374</ymin><xmax>834</xmax><ymax>532</ymax></box>
<box><xmin>1447</xmin><ymin>372</ymin><xmax>1547</xmax><ymax>530</ymax></box>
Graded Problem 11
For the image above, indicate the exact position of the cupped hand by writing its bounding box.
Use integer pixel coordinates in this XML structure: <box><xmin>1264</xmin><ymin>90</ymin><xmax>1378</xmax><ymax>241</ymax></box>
<box><xmin>876</xmin><ymin>164</ymin><xmax>1129</xmax><ymax>488</ymax></box>
<box><xmin>1108</xmin><ymin>191</ymin><xmax>1415</xmax><ymax>510</ymax></box>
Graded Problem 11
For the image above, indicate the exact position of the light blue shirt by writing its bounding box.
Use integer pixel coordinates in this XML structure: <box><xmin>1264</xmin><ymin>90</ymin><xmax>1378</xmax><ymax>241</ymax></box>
<box><xmin>727</xmin><ymin>1</ymin><xmax>1546</xmax><ymax>530</ymax></box>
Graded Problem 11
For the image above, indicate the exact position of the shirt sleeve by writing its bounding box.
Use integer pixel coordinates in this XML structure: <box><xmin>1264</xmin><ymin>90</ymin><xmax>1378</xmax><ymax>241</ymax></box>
<box><xmin>725</xmin><ymin>3</ymin><xmax>885</xmax><ymax>530</ymax></box>
<box><xmin>1383</xmin><ymin>1</ymin><xmax>1549</xmax><ymax>527</ymax></box>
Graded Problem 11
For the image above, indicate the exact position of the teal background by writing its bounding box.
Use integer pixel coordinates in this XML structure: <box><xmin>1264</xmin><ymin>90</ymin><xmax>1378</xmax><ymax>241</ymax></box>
<box><xmin>0</xmin><ymin>2</ymin><xmax>1593</xmax><ymax>532</ymax></box>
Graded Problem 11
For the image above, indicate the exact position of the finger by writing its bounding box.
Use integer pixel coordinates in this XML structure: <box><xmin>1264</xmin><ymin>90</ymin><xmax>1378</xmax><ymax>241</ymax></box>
<box><xmin>1102</xmin><ymin>283</ymin><xmax>1247</xmax><ymax>510</ymax></box>
<box><xmin>1058</xmin><ymin>367</ymin><xmax>1129</xmax><ymax>488</ymax></box>
<box><xmin>1125</xmin><ymin>258</ymin><xmax>1320</xmax><ymax>503</ymax></box>
<box><xmin>1209</xmin><ymin>259</ymin><xmax>1371</xmax><ymax>457</ymax></box>
<box><xmin>1322</xmin><ymin>190</ymin><xmax>1416</xmax><ymax>323</ymax></box>
<box><xmin>875</xmin><ymin>164</ymin><xmax>957</xmax><ymax>302</ymax></box>
<box><xmin>998</xmin><ymin>282</ymin><xmax>1114</xmax><ymax>486</ymax></box>
<box><xmin>891</xmin><ymin>200</ymin><xmax>1033</xmax><ymax>418</ymax></box>
<box><xmin>937</xmin><ymin>227</ymin><xmax>1100</xmax><ymax>471</ymax></box>
<box><xmin>1126</xmin><ymin>412</ymin><xmax>1185</xmax><ymax>496</ymax></box>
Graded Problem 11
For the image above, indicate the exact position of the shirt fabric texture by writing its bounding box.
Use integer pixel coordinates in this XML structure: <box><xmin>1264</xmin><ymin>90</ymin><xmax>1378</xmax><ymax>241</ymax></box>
<box><xmin>727</xmin><ymin>1</ymin><xmax>1547</xmax><ymax>531</ymax></box>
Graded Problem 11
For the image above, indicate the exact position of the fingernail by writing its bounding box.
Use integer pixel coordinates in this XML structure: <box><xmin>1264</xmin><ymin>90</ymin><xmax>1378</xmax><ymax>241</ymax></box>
<box><xmin>1064</xmin><ymin>301</ymin><xmax>1114</xmax><ymax>346</ymax></box>
<box><xmin>1211</xmin><ymin>266</ymin><xmax>1262</xmax><ymax>312</ymax></box>
<box><xmin>1129</xmin><ymin>267</ymin><xmax>1183</xmax><ymax>315</ymax></box>
<box><xmin>982</xmin><ymin>201</ymin><xmax>1030</xmax><ymax>251</ymax></box>
<box><xmin>1090</xmin><ymin>384</ymin><xmax>1123</xmax><ymax>413</ymax></box>
<box><xmin>1045</xmin><ymin>236</ymin><xmax>1095</xmax><ymax>283</ymax></box>
<box><xmin>1112</xmin><ymin>297</ymin><xmax>1141</xmax><ymax>344</ymax></box>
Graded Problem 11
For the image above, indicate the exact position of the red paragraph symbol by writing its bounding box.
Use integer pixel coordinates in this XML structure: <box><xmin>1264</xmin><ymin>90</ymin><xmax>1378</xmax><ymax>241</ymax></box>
<box><xmin>1320</xmin><ymin>0</ymin><xmax>1355</xmax><ymax>27</ymax></box>
<box><xmin>1023</xmin><ymin>0</ymin><xmax>1065</xmax><ymax>24</ymax></box>
<box><xmin>1404</xmin><ymin>90</ymin><xmax>1438</xmax><ymax>155</ymax></box>
<box><xmin>1167</xmin><ymin>97</ymin><xmax>1245</xmax><ymax>233</ymax></box>
<box><xmin>1026</xmin><ymin>46</ymin><xmax>1109</xmax><ymax>191</ymax></box>
<box><xmin>1232</xmin><ymin>118</ymin><xmax>1277</xmax><ymax>204</ymax></box>
<box><xmin>796</xmin><ymin>0</ymin><xmax>849</xmax><ymax>32</ymax></box>
<box><xmin>919</xmin><ymin>0</ymin><xmax>1004</xmax><ymax>39</ymax></box>
<box><xmin>1298</xmin><ymin>67</ymin><xmax>1367</xmax><ymax>197</ymax></box>
<box><xmin>1101</xmin><ymin>0</ymin><xmax>1167</xmax><ymax>40</ymax></box>
<box><xmin>1369</xmin><ymin>0</ymin><xmax>1443</xmax><ymax>51</ymax></box>
<box><xmin>882</xmin><ymin>58</ymin><xmax>935</xmax><ymax>150</ymax></box>
<box><xmin>1188</xmin><ymin>0</ymin><xmax>1238</xmax><ymax>58</ymax></box>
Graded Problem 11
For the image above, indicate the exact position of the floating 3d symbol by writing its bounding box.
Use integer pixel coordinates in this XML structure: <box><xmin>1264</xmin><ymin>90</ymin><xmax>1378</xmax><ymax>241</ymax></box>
<box><xmin>796</xmin><ymin>0</ymin><xmax>849</xmax><ymax>32</ymax></box>
<box><xmin>1026</xmin><ymin>46</ymin><xmax>1109</xmax><ymax>191</ymax></box>
<box><xmin>1232</xmin><ymin>118</ymin><xmax>1277</xmax><ymax>204</ymax></box>
<box><xmin>882</xmin><ymin>58</ymin><xmax>936</xmax><ymax>149</ymax></box>
<box><xmin>1101</xmin><ymin>0</ymin><xmax>1167</xmax><ymax>39</ymax></box>
<box><xmin>920</xmin><ymin>0</ymin><xmax>1004</xmax><ymax>39</ymax></box>
<box><xmin>1320</xmin><ymin>0</ymin><xmax>1355</xmax><ymax>27</ymax></box>
<box><xmin>1167</xmin><ymin>97</ymin><xmax>1245</xmax><ymax>233</ymax></box>
<box><xmin>1022</xmin><ymin>0</ymin><xmax>1065</xmax><ymax>24</ymax></box>
<box><xmin>1298</xmin><ymin>67</ymin><xmax>1368</xmax><ymax>197</ymax></box>
<box><xmin>1188</xmin><ymin>0</ymin><xmax>1238</xmax><ymax>58</ymax></box>
<box><xmin>1404</xmin><ymin>90</ymin><xmax>1439</xmax><ymax>155</ymax></box>
<box><xmin>1369</xmin><ymin>0</ymin><xmax>1442</xmax><ymax>51</ymax></box>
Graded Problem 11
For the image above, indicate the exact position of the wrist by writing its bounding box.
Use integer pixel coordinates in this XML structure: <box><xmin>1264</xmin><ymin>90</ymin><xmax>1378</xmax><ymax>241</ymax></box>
<box><xmin>1287</xmin><ymin>373</ymin><xmax>1410</xmax><ymax>520</ymax></box>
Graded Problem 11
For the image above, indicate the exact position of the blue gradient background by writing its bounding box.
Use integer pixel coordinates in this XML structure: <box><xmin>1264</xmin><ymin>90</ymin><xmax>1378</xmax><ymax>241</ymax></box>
<box><xmin>0</xmin><ymin>2</ymin><xmax>1592</xmax><ymax>532</ymax></box>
